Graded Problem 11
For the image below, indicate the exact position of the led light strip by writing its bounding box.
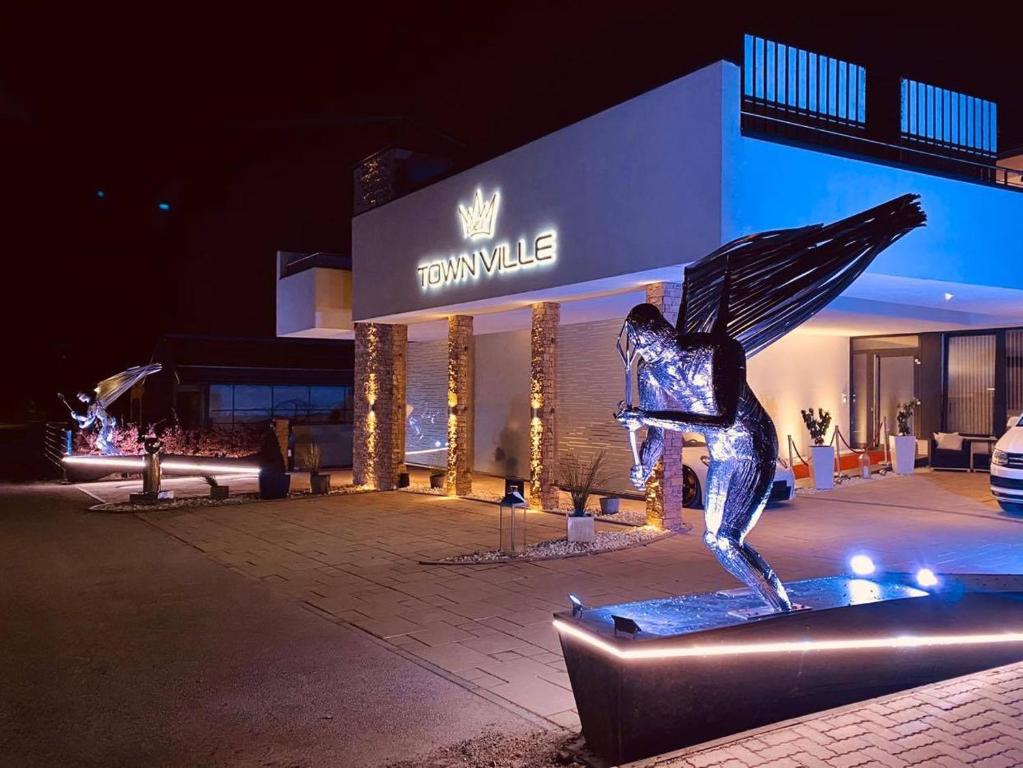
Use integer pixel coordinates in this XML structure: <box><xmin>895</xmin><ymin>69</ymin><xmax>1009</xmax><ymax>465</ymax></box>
<box><xmin>62</xmin><ymin>456</ymin><xmax>260</xmax><ymax>475</ymax></box>
<box><xmin>62</xmin><ymin>456</ymin><xmax>145</xmax><ymax>470</ymax></box>
<box><xmin>552</xmin><ymin>619</ymin><xmax>1023</xmax><ymax>661</ymax></box>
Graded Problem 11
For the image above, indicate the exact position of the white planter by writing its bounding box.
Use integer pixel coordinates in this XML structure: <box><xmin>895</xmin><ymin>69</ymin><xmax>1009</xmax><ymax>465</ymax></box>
<box><xmin>566</xmin><ymin>514</ymin><xmax>595</xmax><ymax>543</ymax></box>
<box><xmin>891</xmin><ymin>435</ymin><xmax>917</xmax><ymax>475</ymax></box>
<box><xmin>810</xmin><ymin>445</ymin><xmax>835</xmax><ymax>490</ymax></box>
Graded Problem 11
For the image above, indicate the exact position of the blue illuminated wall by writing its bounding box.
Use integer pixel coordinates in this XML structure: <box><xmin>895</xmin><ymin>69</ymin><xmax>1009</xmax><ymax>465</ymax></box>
<box><xmin>722</xmin><ymin>63</ymin><xmax>1023</xmax><ymax>291</ymax></box>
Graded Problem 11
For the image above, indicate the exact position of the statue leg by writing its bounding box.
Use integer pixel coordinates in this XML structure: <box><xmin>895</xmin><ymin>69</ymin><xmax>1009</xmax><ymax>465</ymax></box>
<box><xmin>97</xmin><ymin>413</ymin><xmax>117</xmax><ymax>455</ymax></box>
<box><xmin>703</xmin><ymin>458</ymin><xmax>792</xmax><ymax>613</ymax></box>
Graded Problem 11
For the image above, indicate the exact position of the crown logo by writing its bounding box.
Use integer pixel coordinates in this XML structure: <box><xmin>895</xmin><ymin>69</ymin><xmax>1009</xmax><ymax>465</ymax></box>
<box><xmin>457</xmin><ymin>189</ymin><xmax>499</xmax><ymax>240</ymax></box>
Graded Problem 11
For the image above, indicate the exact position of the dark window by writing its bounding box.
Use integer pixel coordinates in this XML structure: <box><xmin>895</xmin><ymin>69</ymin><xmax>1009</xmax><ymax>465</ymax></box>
<box><xmin>207</xmin><ymin>384</ymin><xmax>353</xmax><ymax>425</ymax></box>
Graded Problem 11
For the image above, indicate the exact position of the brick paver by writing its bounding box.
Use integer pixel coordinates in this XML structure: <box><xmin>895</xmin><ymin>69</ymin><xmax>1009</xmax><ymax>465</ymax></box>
<box><xmin>136</xmin><ymin>471</ymin><xmax>1023</xmax><ymax>746</ymax></box>
<box><xmin>654</xmin><ymin>663</ymin><xmax>1023</xmax><ymax>768</ymax></box>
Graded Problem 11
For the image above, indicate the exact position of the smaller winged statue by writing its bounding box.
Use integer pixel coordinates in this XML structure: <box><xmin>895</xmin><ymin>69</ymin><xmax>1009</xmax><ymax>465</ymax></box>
<box><xmin>59</xmin><ymin>363</ymin><xmax>162</xmax><ymax>455</ymax></box>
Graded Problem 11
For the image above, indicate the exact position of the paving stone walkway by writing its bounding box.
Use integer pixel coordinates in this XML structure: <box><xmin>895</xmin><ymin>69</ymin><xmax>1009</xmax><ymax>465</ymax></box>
<box><xmin>652</xmin><ymin>662</ymin><xmax>1023</xmax><ymax>768</ymax></box>
<box><xmin>135</xmin><ymin>471</ymin><xmax>1023</xmax><ymax>737</ymax></box>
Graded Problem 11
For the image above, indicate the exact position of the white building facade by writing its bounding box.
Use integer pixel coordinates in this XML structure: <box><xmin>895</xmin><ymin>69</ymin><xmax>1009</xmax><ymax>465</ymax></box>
<box><xmin>278</xmin><ymin>48</ymin><xmax>1023</xmax><ymax>526</ymax></box>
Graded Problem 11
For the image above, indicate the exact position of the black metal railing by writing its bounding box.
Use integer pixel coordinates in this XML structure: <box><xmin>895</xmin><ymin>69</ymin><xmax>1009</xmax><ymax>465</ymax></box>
<box><xmin>278</xmin><ymin>251</ymin><xmax>351</xmax><ymax>279</ymax></box>
<box><xmin>43</xmin><ymin>421</ymin><xmax>68</xmax><ymax>469</ymax></box>
<box><xmin>741</xmin><ymin>111</ymin><xmax>1023</xmax><ymax>190</ymax></box>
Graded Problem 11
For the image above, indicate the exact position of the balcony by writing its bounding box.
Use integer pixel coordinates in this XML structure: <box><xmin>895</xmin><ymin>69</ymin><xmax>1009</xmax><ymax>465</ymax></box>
<box><xmin>741</xmin><ymin>34</ymin><xmax>1022</xmax><ymax>191</ymax></box>
<box><xmin>276</xmin><ymin>251</ymin><xmax>354</xmax><ymax>339</ymax></box>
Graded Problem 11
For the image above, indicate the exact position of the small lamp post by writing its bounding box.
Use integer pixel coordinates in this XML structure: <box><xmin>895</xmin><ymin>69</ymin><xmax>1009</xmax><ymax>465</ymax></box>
<box><xmin>499</xmin><ymin>489</ymin><xmax>528</xmax><ymax>555</ymax></box>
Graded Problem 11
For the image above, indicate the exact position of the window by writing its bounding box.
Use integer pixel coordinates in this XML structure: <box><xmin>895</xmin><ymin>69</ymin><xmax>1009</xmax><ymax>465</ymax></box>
<box><xmin>1006</xmin><ymin>331</ymin><xmax>1023</xmax><ymax>426</ymax></box>
<box><xmin>946</xmin><ymin>334</ymin><xmax>996</xmax><ymax>435</ymax></box>
<box><xmin>208</xmin><ymin>384</ymin><xmax>353</xmax><ymax>425</ymax></box>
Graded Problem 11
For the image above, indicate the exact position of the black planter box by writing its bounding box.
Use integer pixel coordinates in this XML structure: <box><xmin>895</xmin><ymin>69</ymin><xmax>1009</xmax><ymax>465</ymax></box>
<box><xmin>259</xmin><ymin>472</ymin><xmax>291</xmax><ymax>499</ymax></box>
<box><xmin>555</xmin><ymin>574</ymin><xmax>1023</xmax><ymax>765</ymax></box>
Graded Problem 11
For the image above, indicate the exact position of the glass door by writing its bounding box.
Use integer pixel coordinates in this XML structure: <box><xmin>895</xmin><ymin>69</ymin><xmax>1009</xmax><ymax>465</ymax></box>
<box><xmin>877</xmin><ymin>355</ymin><xmax>917</xmax><ymax>438</ymax></box>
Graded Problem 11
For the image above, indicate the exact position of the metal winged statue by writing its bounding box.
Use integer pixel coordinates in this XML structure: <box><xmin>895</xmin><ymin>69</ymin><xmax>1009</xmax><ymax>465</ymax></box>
<box><xmin>616</xmin><ymin>195</ymin><xmax>926</xmax><ymax>613</ymax></box>
<box><xmin>60</xmin><ymin>363</ymin><xmax>163</xmax><ymax>455</ymax></box>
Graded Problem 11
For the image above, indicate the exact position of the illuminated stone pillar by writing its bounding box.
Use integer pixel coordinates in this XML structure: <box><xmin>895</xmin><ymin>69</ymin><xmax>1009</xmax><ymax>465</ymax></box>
<box><xmin>353</xmin><ymin>322</ymin><xmax>407</xmax><ymax>490</ymax></box>
<box><xmin>446</xmin><ymin>315</ymin><xmax>474</xmax><ymax>496</ymax></box>
<box><xmin>530</xmin><ymin>302</ymin><xmax>559</xmax><ymax>510</ymax></box>
<box><xmin>645</xmin><ymin>282</ymin><xmax>689</xmax><ymax>531</ymax></box>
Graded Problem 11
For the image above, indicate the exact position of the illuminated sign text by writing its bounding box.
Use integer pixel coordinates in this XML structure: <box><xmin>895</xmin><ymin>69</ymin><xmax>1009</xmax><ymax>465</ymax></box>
<box><xmin>417</xmin><ymin>231</ymin><xmax>557</xmax><ymax>290</ymax></box>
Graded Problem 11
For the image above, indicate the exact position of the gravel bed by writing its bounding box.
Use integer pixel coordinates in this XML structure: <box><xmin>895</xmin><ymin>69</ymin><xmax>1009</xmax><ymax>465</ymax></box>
<box><xmin>545</xmin><ymin>506</ymin><xmax>647</xmax><ymax>527</ymax></box>
<box><xmin>380</xmin><ymin>728</ymin><xmax>586</xmax><ymax>768</ymax></box>
<box><xmin>423</xmin><ymin>526</ymin><xmax>670</xmax><ymax>565</ymax></box>
<box><xmin>403</xmin><ymin>485</ymin><xmax>646</xmax><ymax>526</ymax></box>
<box><xmin>795</xmin><ymin>469</ymin><xmax>901</xmax><ymax>496</ymax></box>
<box><xmin>400</xmin><ymin>484</ymin><xmax>504</xmax><ymax>504</ymax></box>
<box><xmin>91</xmin><ymin>494</ymin><xmax>260</xmax><ymax>513</ymax></box>
<box><xmin>90</xmin><ymin>483</ymin><xmax>376</xmax><ymax>513</ymax></box>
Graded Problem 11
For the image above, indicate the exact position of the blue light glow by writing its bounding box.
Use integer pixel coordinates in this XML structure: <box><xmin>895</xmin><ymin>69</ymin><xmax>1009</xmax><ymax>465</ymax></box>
<box><xmin>96</xmin><ymin>189</ymin><xmax>105</xmax><ymax>198</ymax></box>
<box><xmin>916</xmin><ymin>568</ymin><xmax>939</xmax><ymax>588</ymax></box>
<box><xmin>158</xmin><ymin>202</ymin><xmax>171</xmax><ymax>211</ymax></box>
<box><xmin>849</xmin><ymin>554</ymin><xmax>876</xmax><ymax>576</ymax></box>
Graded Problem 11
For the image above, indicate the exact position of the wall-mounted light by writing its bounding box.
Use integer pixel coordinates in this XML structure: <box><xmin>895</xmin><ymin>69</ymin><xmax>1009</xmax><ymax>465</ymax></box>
<box><xmin>944</xmin><ymin>292</ymin><xmax>954</xmax><ymax>302</ymax></box>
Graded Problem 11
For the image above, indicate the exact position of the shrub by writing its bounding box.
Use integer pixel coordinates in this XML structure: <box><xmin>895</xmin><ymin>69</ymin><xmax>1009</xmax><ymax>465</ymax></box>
<box><xmin>558</xmin><ymin>451</ymin><xmax>611</xmax><ymax>516</ymax></box>
<box><xmin>800</xmin><ymin>408</ymin><xmax>832</xmax><ymax>447</ymax></box>
<box><xmin>71</xmin><ymin>422</ymin><xmax>263</xmax><ymax>457</ymax></box>
<box><xmin>896</xmin><ymin>399</ymin><xmax>920</xmax><ymax>437</ymax></box>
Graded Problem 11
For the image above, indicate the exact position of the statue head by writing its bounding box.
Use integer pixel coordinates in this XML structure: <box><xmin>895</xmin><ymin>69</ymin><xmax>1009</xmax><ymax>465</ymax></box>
<box><xmin>624</xmin><ymin>303</ymin><xmax>676</xmax><ymax>363</ymax></box>
<box><xmin>76</xmin><ymin>392</ymin><xmax>91</xmax><ymax>404</ymax></box>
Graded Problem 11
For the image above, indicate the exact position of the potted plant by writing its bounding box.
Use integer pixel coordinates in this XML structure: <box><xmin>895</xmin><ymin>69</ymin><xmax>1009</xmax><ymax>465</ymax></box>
<box><xmin>599</xmin><ymin>495</ymin><xmax>620</xmax><ymax>515</ymax></box>
<box><xmin>891</xmin><ymin>399</ymin><xmax>920</xmax><ymax>475</ymax></box>
<box><xmin>801</xmin><ymin>407</ymin><xmax>834</xmax><ymax>490</ymax></box>
<box><xmin>257</xmin><ymin>426</ymin><xmax>291</xmax><ymax>499</ymax></box>
<box><xmin>558</xmin><ymin>451</ymin><xmax>610</xmax><ymax>543</ymax></box>
<box><xmin>206</xmin><ymin>475</ymin><xmax>229</xmax><ymax>500</ymax></box>
<box><xmin>307</xmin><ymin>442</ymin><xmax>331</xmax><ymax>494</ymax></box>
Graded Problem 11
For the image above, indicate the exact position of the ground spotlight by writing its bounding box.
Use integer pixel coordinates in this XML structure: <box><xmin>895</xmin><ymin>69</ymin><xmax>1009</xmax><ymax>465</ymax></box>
<box><xmin>849</xmin><ymin>554</ymin><xmax>876</xmax><ymax>576</ymax></box>
<box><xmin>568</xmin><ymin>593</ymin><xmax>585</xmax><ymax>616</ymax></box>
<box><xmin>916</xmin><ymin>568</ymin><xmax>939</xmax><ymax>588</ymax></box>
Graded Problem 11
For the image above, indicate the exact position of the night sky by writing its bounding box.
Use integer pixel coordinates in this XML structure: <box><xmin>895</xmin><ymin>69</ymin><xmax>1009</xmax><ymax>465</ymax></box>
<box><xmin>2</xmin><ymin>9</ymin><xmax>1016</xmax><ymax>420</ymax></box>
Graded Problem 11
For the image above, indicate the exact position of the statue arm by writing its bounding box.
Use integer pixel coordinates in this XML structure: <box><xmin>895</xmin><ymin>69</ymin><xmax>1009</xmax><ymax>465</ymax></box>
<box><xmin>631</xmin><ymin>426</ymin><xmax>663</xmax><ymax>489</ymax></box>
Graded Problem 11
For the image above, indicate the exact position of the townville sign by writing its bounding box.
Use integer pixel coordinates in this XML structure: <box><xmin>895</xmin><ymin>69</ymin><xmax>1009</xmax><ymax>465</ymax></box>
<box><xmin>416</xmin><ymin>189</ymin><xmax>558</xmax><ymax>291</ymax></box>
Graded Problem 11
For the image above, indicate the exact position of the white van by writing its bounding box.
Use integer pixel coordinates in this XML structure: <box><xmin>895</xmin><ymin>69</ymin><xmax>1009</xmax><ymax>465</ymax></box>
<box><xmin>991</xmin><ymin>415</ymin><xmax>1023</xmax><ymax>512</ymax></box>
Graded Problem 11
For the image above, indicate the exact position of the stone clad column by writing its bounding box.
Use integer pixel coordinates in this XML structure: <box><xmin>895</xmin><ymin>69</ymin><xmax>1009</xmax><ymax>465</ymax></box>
<box><xmin>530</xmin><ymin>302</ymin><xmax>559</xmax><ymax>510</ymax></box>
<box><xmin>353</xmin><ymin>322</ymin><xmax>407</xmax><ymax>490</ymax></box>
<box><xmin>644</xmin><ymin>283</ymin><xmax>689</xmax><ymax>531</ymax></box>
<box><xmin>446</xmin><ymin>315</ymin><xmax>474</xmax><ymax>496</ymax></box>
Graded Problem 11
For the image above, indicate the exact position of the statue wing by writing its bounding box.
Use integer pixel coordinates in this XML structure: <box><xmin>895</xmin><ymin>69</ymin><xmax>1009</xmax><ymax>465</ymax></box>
<box><xmin>677</xmin><ymin>194</ymin><xmax>925</xmax><ymax>357</ymax></box>
<box><xmin>94</xmin><ymin>363</ymin><xmax>163</xmax><ymax>409</ymax></box>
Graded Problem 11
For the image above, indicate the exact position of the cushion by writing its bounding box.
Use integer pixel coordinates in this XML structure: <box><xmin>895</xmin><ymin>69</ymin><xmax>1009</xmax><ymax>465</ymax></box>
<box><xmin>933</xmin><ymin>432</ymin><xmax>964</xmax><ymax>451</ymax></box>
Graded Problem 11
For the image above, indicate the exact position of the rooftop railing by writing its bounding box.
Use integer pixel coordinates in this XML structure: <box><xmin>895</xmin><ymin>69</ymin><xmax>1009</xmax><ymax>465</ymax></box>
<box><xmin>741</xmin><ymin>110</ymin><xmax>1022</xmax><ymax>191</ymax></box>
<box><xmin>277</xmin><ymin>251</ymin><xmax>352</xmax><ymax>279</ymax></box>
